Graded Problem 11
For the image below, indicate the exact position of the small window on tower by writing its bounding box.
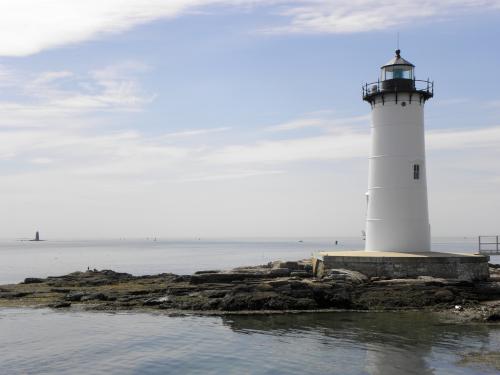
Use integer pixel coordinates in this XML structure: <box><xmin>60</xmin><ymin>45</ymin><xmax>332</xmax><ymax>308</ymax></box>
<box><xmin>413</xmin><ymin>164</ymin><xmax>420</xmax><ymax>180</ymax></box>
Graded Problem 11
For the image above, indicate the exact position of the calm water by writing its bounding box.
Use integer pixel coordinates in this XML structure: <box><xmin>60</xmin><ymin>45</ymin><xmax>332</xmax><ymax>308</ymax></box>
<box><xmin>1</xmin><ymin>238</ymin><xmax>499</xmax><ymax>374</ymax></box>
<box><xmin>1</xmin><ymin>309</ymin><xmax>499</xmax><ymax>374</ymax></box>
<box><xmin>0</xmin><ymin>237</ymin><xmax>496</xmax><ymax>284</ymax></box>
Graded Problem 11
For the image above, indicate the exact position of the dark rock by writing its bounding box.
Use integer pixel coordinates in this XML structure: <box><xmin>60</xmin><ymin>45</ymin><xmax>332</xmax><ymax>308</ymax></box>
<box><xmin>190</xmin><ymin>272</ymin><xmax>265</xmax><ymax>285</ymax></box>
<box><xmin>49</xmin><ymin>302</ymin><xmax>71</xmax><ymax>308</ymax></box>
<box><xmin>486</xmin><ymin>312</ymin><xmax>500</xmax><ymax>321</ymax></box>
<box><xmin>50</xmin><ymin>288</ymin><xmax>71</xmax><ymax>293</ymax></box>
<box><xmin>203</xmin><ymin>290</ymin><xmax>229</xmax><ymax>298</ymax></box>
<box><xmin>128</xmin><ymin>290</ymin><xmax>150</xmax><ymax>295</ymax></box>
<box><xmin>278</xmin><ymin>261</ymin><xmax>301</xmax><ymax>270</ymax></box>
<box><xmin>143</xmin><ymin>296</ymin><xmax>170</xmax><ymax>306</ymax></box>
<box><xmin>434</xmin><ymin>289</ymin><xmax>455</xmax><ymax>303</ymax></box>
<box><xmin>13</xmin><ymin>292</ymin><xmax>32</xmax><ymax>297</ymax></box>
<box><xmin>290</xmin><ymin>271</ymin><xmax>310</xmax><ymax>278</ymax></box>
<box><xmin>23</xmin><ymin>278</ymin><xmax>44</xmax><ymax>284</ymax></box>
<box><xmin>269</xmin><ymin>268</ymin><xmax>290</xmax><ymax>277</ymax></box>
<box><xmin>194</xmin><ymin>270</ymin><xmax>220</xmax><ymax>274</ymax></box>
<box><xmin>65</xmin><ymin>292</ymin><xmax>85</xmax><ymax>301</ymax></box>
<box><xmin>173</xmin><ymin>275</ymin><xmax>191</xmax><ymax>283</ymax></box>
<box><xmin>81</xmin><ymin>293</ymin><xmax>108</xmax><ymax>302</ymax></box>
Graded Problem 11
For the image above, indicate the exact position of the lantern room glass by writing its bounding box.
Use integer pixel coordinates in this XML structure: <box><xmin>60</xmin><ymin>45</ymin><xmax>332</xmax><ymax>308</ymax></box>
<box><xmin>381</xmin><ymin>65</ymin><xmax>414</xmax><ymax>80</ymax></box>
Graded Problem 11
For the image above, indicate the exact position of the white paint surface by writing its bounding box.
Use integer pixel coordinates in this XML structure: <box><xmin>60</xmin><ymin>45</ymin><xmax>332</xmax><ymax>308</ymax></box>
<box><xmin>365</xmin><ymin>92</ymin><xmax>431</xmax><ymax>252</ymax></box>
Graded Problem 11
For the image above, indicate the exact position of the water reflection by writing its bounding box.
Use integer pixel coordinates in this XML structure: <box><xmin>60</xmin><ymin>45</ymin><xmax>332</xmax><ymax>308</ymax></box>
<box><xmin>222</xmin><ymin>312</ymin><xmax>494</xmax><ymax>375</ymax></box>
<box><xmin>1</xmin><ymin>309</ymin><xmax>498</xmax><ymax>374</ymax></box>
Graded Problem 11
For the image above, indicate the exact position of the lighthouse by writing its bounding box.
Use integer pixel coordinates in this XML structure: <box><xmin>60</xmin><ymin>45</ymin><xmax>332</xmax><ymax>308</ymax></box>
<box><xmin>313</xmin><ymin>52</ymin><xmax>488</xmax><ymax>280</ymax></box>
<box><xmin>362</xmin><ymin>50</ymin><xmax>434</xmax><ymax>252</ymax></box>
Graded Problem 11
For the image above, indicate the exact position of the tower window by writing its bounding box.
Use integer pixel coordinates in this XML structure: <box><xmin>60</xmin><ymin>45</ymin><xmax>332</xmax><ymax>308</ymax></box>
<box><xmin>413</xmin><ymin>164</ymin><xmax>420</xmax><ymax>180</ymax></box>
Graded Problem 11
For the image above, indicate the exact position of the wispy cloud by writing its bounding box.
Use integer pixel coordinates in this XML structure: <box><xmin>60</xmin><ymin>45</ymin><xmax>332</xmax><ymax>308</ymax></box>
<box><xmin>261</xmin><ymin>1</ymin><xmax>500</xmax><ymax>34</ymax></box>
<box><xmin>265</xmin><ymin>115</ymin><xmax>369</xmax><ymax>132</ymax></box>
<box><xmin>1</xmin><ymin>1</ymin><xmax>499</xmax><ymax>56</ymax></box>
<box><xmin>159</xmin><ymin>127</ymin><xmax>232</xmax><ymax>139</ymax></box>
<box><xmin>265</xmin><ymin>118</ymin><xmax>325</xmax><ymax>132</ymax></box>
<box><xmin>179</xmin><ymin>169</ymin><xmax>285</xmax><ymax>182</ymax></box>
<box><xmin>0</xmin><ymin>62</ymin><xmax>154</xmax><ymax>128</ymax></box>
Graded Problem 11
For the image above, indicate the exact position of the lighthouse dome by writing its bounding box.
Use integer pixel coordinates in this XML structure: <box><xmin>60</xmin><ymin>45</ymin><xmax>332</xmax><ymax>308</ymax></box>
<box><xmin>381</xmin><ymin>49</ymin><xmax>414</xmax><ymax>80</ymax></box>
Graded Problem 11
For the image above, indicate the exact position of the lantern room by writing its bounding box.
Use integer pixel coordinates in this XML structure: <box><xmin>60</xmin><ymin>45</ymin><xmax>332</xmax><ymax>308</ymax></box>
<box><xmin>381</xmin><ymin>49</ymin><xmax>414</xmax><ymax>80</ymax></box>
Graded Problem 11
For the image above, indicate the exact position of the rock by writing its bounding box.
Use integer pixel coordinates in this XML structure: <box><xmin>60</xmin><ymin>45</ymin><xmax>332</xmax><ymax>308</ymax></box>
<box><xmin>269</xmin><ymin>268</ymin><xmax>290</xmax><ymax>277</ymax></box>
<box><xmin>278</xmin><ymin>261</ymin><xmax>301</xmax><ymax>270</ymax></box>
<box><xmin>81</xmin><ymin>293</ymin><xmax>108</xmax><ymax>302</ymax></box>
<box><xmin>128</xmin><ymin>290</ymin><xmax>150</xmax><ymax>295</ymax></box>
<box><xmin>65</xmin><ymin>292</ymin><xmax>85</xmax><ymax>301</ymax></box>
<box><xmin>203</xmin><ymin>290</ymin><xmax>229</xmax><ymax>298</ymax></box>
<box><xmin>2</xmin><ymin>257</ymin><xmax>500</xmax><ymax>316</ymax></box>
<box><xmin>417</xmin><ymin>276</ymin><xmax>446</xmax><ymax>286</ymax></box>
<box><xmin>290</xmin><ymin>271</ymin><xmax>310</xmax><ymax>278</ymax></box>
<box><xmin>49</xmin><ymin>302</ymin><xmax>71</xmax><ymax>308</ymax></box>
<box><xmin>13</xmin><ymin>292</ymin><xmax>32</xmax><ymax>297</ymax></box>
<box><xmin>143</xmin><ymin>296</ymin><xmax>170</xmax><ymax>306</ymax></box>
<box><xmin>326</xmin><ymin>269</ymin><xmax>368</xmax><ymax>283</ymax></box>
<box><xmin>190</xmin><ymin>272</ymin><xmax>260</xmax><ymax>284</ymax></box>
<box><xmin>486</xmin><ymin>311</ymin><xmax>500</xmax><ymax>321</ymax></box>
<box><xmin>50</xmin><ymin>288</ymin><xmax>70</xmax><ymax>293</ymax></box>
<box><xmin>23</xmin><ymin>278</ymin><xmax>44</xmax><ymax>284</ymax></box>
<box><xmin>173</xmin><ymin>275</ymin><xmax>191</xmax><ymax>283</ymax></box>
<box><xmin>434</xmin><ymin>289</ymin><xmax>455</xmax><ymax>303</ymax></box>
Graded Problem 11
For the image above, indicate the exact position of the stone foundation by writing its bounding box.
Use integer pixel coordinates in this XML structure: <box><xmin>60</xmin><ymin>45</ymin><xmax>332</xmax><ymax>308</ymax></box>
<box><xmin>313</xmin><ymin>251</ymin><xmax>490</xmax><ymax>282</ymax></box>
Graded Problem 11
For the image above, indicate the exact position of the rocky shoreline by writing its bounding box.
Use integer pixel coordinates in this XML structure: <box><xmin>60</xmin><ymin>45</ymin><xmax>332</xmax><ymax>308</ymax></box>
<box><xmin>1</xmin><ymin>259</ymin><xmax>500</xmax><ymax>322</ymax></box>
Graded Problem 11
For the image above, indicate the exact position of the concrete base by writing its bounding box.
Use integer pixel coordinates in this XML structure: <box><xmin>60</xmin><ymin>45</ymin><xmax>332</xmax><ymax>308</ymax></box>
<box><xmin>312</xmin><ymin>251</ymin><xmax>490</xmax><ymax>281</ymax></box>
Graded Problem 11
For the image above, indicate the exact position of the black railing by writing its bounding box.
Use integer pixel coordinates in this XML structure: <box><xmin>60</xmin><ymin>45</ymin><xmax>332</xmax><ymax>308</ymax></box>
<box><xmin>479</xmin><ymin>235</ymin><xmax>500</xmax><ymax>254</ymax></box>
<box><xmin>362</xmin><ymin>79</ymin><xmax>434</xmax><ymax>100</ymax></box>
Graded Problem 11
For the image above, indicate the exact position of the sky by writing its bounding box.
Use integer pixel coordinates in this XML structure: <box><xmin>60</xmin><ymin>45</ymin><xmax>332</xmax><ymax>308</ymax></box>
<box><xmin>1</xmin><ymin>0</ymin><xmax>499</xmax><ymax>239</ymax></box>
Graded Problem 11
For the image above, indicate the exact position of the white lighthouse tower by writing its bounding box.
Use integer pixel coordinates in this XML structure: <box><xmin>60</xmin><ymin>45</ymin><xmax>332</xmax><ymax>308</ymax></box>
<box><xmin>362</xmin><ymin>50</ymin><xmax>434</xmax><ymax>252</ymax></box>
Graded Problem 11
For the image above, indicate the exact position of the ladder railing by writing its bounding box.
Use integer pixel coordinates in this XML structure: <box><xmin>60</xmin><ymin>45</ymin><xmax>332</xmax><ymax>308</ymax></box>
<box><xmin>479</xmin><ymin>235</ymin><xmax>500</xmax><ymax>254</ymax></box>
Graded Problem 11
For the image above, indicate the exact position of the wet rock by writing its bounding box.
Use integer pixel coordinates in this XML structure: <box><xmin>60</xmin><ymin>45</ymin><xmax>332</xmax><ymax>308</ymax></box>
<box><xmin>278</xmin><ymin>261</ymin><xmax>301</xmax><ymax>270</ymax></box>
<box><xmin>13</xmin><ymin>292</ymin><xmax>32</xmax><ymax>297</ymax></box>
<box><xmin>434</xmin><ymin>288</ymin><xmax>455</xmax><ymax>303</ymax></box>
<box><xmin>269</xmin><ymin>268</ymin><xmax>290</xmax><ymax>277</ymax></box>
<box><xmin>143</xmin><ymin>296</ymin><xmax>170</xmax><ymax>306</ymax></box>
<box><xmin>65</xmin><ymin>292</ymin><xmax>85</xmax><ymax>301</ymax></box>
<box><xmin>49</xmin><ymin>302</ymin><xmax>71</xmax><ymax>308</ymax></box>
<box><xmin>290</xmin><ymin>271</ymin><xmax>310</xmax><ymax>278</ymax></box>
<box><xmin>50</xmin><ymin>288</ymin><xmax>70</xmax><ymax>293</ymax></box>
<box><xmin>81</xmin><ymin>293</ymin><xmax>108</xmax><ymax>302</ymax></box>
<box><xmin>486</xmin><ymin>311</ymin><xmax>500</xmax><ymax>322</ymax></box>
<box><xmin>1</xmin><ymin>257</ymin><xmax>500</xmax><ymax>317</ymax></box>
<box><xmin>203</xmin><ymin>290</ymin><xmax>229</xmax><ymax>298</ymax></box>
<box><xmin>173</xmin><ymin>275</ymin><xmax>191</xmax><ymax>283</ymax></box>
<box><xmin>190</xmin><ymin>272</ymin><xmax>265</xmax><ymax>285</ymax></box>
<box><xmin>128</xmin><ymin>290</ymin><xmax>150</xmax><ymax>296</ymax></box>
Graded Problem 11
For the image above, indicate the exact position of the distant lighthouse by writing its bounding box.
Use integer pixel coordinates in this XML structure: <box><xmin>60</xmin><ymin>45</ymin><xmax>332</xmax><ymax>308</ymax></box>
<box><xmin>362</xmin><ymin>50</ymin><xmax>434</xmax><ymax>252</ymax></box>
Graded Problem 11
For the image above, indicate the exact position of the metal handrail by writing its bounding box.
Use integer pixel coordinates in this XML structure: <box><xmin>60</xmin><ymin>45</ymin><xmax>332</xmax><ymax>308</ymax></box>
<box><xmin>362</xmin><ymin>79</ymin><xmax>434</xmax><ymax>98</ymax></box>
<box><xmin>479</xmin><ymin>235</ymin><xmax>500</xmax><ymax>254</ymax></box>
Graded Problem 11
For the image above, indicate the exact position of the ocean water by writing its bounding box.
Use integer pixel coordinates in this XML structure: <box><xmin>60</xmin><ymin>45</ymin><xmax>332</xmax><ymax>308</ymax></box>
<box><xmin>1</xmin><ymin>238</ymin><xmax>499</xmax><ymax>374</ymax></box>
<box><xmin>1</xmin><ymin>309</ymin><xmax>500</xmax><ymax>374</ymax></box>
<box><xmin>0</xmin><ymin>237</ymin><xmax>496</xmax><ymax>285</ymax></box>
